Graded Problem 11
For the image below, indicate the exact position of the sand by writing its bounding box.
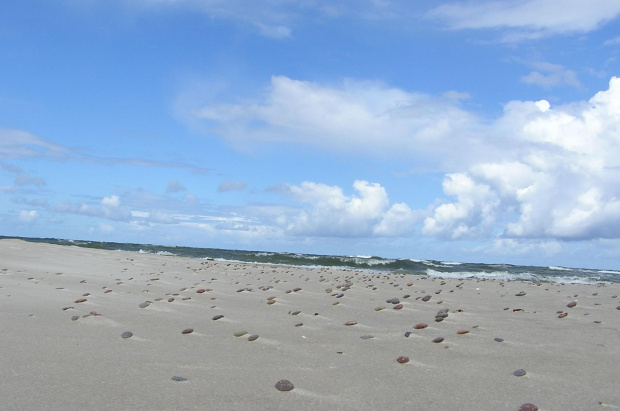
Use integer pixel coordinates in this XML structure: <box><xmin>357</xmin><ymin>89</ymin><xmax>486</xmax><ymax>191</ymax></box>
<box><xmin>1</xmin><ymin>239</ymin><xmax>619</xmax><ymax>411</ymax></box>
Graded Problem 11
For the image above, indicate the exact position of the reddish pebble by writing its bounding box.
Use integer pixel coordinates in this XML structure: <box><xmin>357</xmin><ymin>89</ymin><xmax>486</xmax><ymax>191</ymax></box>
<box><xmin>182</xmin><ymin>328</ymin><xmax>194</xmax><ymax>334</ymax></box>
<box><xmin>275</xmin><ymin>379</ymin><xmax>294</xmax><ymax>391</ymax></box>
<box><xmin>393</xmin><ymin>304</ymin><xmax>403</xmax><ymax>310</ymax></box>
<box><xmin>519</xmin><ymin>404</ymin><xmax>538</xmax><ymax>411</ymax></box>
<box><xmin>345</xmin><ymin>321</ymin><xmax>357</xmax><ymax>326</ymax></box>
<box><xmin>414</xmin><ymin>323</ymin><xmax>428</xmax><ymax>329</ymax></box>
<box><xmin>558</xmin><ymin>312</ymin><xmax>568</xmax><ymax>318</ymax></box>
<box><xmin>247</xmin><ymin>334</ymin><xmax>259</xmax><ymax>341</ymax></box>
<box><xmin>396</xmin><ymin>356</ymin><xmax>409</xmax><ymax>364</ymax></box>
<box><xmin>89</xmin><ymin>311</ymin><xmax>100</xmax><ymax>316</ymax></box>
<box><xmin>196</xmin><ymin>289</ymin><xmax>206</xmax><ymax>293</ymax></box>
<box><xmin>432</xmin><ymin>337</ymin><xmax>444</xmax><ymax>343</ymax></box>
<box><xmin>74</xmin><ymin>298</ymin><xmax>87</xmax><ymax>303</ymax></box>
<box><xmin>567</xmin><ymin>301</ymin><xmax>577</xmax><ymax>308</ymax></box>
<box><xmin>457</xmin><ymin>330</ymin><xmax>469</xmax><ymax>334</ymax></box>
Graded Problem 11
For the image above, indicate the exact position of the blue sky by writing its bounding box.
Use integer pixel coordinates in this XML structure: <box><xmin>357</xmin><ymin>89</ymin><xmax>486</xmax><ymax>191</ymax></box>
<box><xmin>2</xmin><ymin>0</ymin><xmax>620</xmax><ymax>269</ymax></box>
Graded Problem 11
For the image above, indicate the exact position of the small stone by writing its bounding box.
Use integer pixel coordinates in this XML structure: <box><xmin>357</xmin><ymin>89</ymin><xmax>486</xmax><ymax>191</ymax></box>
<box><xmin>386</xmin><ymin>298</ymin><xmax>400</xmax><ymax>304</ymax></box>
<box><xmin>196</xmin><ymin>289</ymin><xmax>206</xmax><ymax>293</ymax></box>
<box><xmin>139</xmin><ymin>302</ymin><xmax>150</xmax><ymax>308</ymax></box>
<box><xmin>293</xmin><ymin>287</ymin><xmax>302</xmax><ymax>292</ymax></box>
<box><xmin>515</xmin><ymin>291</ymin><xmax>526</xmax><ymax>296</ymax></box>
<box><xmin>345</xmin><ymin>321</ymin><xmax>357</xmax><ymax>326</ymax></box>
<box><xmin>275</xmin><ymin>379</ymin><xmax>294</xmax><ymax>391</ymax></box>
<box><xmin>375</xmin><ymin>306</ymin><xmax>385</xmax><ymax>311</ymax></box>
<box><xmin>295</xmin><ymin>323</ymin><xmax>303</xmax><ymax>327</ymax></box>
<box><xmin>212</xmin><ymin>315</ymin><xmax>224</xmax><ymax>320</ymax></box>
<box><xmin>513</xmin><ymin>369</ymin><xmax>526</xmax><ymax>377</ymax></box>
<box><xmin>456</xmin><ymin>330</ymin><xmax>469</xmax><ymax>334</ymax></box>
<box><xmin>121</xmin><ymin>331</ymin><xmax>133</xmax><ymax>339</ymax></box>
<box><xmin>518</xmin><ymin>404</ymin><xmax>538</xmax><ymax>411</ymax></box>
<box><xmin>421</xmin><ymin>295</ymin><xmax>431</xmax><ymax>302</ymax></box>
<box><xmin>182</xmin><ymin>328</ymin><xmax>194</xmax><ymax>334</ymax></box>
<box><xmin>71</xmin><ymin>315</ymin><xmax>79</xmax><ymax>321</ymax></box>
<box><xmin>267</xmin><ymin>300</ymin><xmax>276</xmax><ymax>305</ymax></box>
<box><xmin>62</xmin><ymin>306</ymin><xmax>74</xmax><ymax>311</ymax></box>
<box><xmin>558</xmin><ymin>312</ymin><xmax>568</xmax><ymax>318</ymax></box>
<box><xmin>291</xmin><ymin>310</ymin><xmax>301</xmax><ymax>315</ymax></box>
<box><xmin>393</xmin><ymin>304</ymin><xmax>403</xmax><ymax>310</ymax></box>
<box><xmin>432</xmin><ymin>337</ymin><xmax>444</xmax><ymax>343</ymax></box>
<box><xmin>494</xmin><ymin>337</ymin><xmax>504</xmax><ymax>342</ymax></box>
<box><xmin>234</xmin><ymin>331</ymin><xmax>248</xmax><ymax>337</ymax></box>
<box><xmin>168</xmin><ymin>298</ymin><xmax>174</xmax><ymax>302</ymax></box>
<box><xmin>405</xmin><ymin>331</ymin><xmax>411</xmax><ymax>338</ymax></box>
<box><xmin>403</xmin><ymin>294</ymin><xmax>410</xmax><ymax>298</ymax></box>
<box><xmin>435</xmin><ymin>317</ymin><xmax>444</xmax><ymax>322</ymax></box>
<box><xmin>414</xmin><ymin>323</ymin><xmax>428</xmax><ymax>329</ymax></box>
<box><xmin>332</xmin><ymin>302</ymin><xmax>339</xmax><ymax>306</ymax></box>
<box><xmin>247</xmin><ymin>334</ymin><xmax>259</xmax><ymax>341</ymax></box>
<box><xmin>360</xmin><ymin>335</ymin><xmax>374</xmax><ymax>339</ymax></box>
<box><xmin>74</xmin><ymin>298</ymin><xmax>87</xmax><ymax>303</ymax></box>
<box><xmin>171</xmin><ymin>376</ymin><xmax>187</xmax><ymax>382</ymax></box>
<box><xmin>567</xmin><ymin>301</ymin><xmax>577</xmax><ymax>308</ymax></box>
<box><xmin>396</xmin><ymin>356</ymin><xmax>409</xmax><ymax>364</ymax></box>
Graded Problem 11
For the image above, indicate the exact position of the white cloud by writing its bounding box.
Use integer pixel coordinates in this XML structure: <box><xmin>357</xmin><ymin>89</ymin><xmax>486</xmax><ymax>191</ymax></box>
<box><xmin>427</xmin><ymin>0</ymin><xmax>620</xmax><ymax>40</ymax></box>
<box><xmin>521</xmin><ymin>62</ymin><xmax>581</xmax><ymax>89</ymax></box>
<box><xmin>277</xmin><ymin>180</ymin><xmax>415</xmax><ymax>237</ymax></box>
<box><xmin>218</xmin><ymin>180</ymin><xmax>248</xmax><ymax>192</ymax></box>
<box><xmin>0</xmin><ymin>129</ymin><xmax>69</xmax><ymax>159</ymax></box>
<box><xmin>19</xmin><ymin>210</ymin><xmax>40</xmax><ymax>223</ymax></box>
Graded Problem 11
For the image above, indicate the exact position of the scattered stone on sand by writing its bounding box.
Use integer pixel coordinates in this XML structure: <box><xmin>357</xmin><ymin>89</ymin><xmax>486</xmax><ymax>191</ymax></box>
<box><xmin>171</xmin><ymin>376</ymin><xmax>187</xmax><ymax>382</ymax></box>
<box><xmin>457</xmin><ymin>330</ymin><xmax>469</xmax><ymax>334</ymax></box>
<box><xmin>494</xmin><ymin>337</ymin><xmax>504</xmax><ymax>342</ymax></box>
<box><xmin>62</xmin><ymin>306</ymin><xmax>74</xmax><ymax>311</ymax></box>
<box><xmin>293</xmin><ymin>287</ymin><xmax>302</xmax><ymax>292</ymax></box>
<box><xmin>558</xmin><ymin>312</ymin><xmax>568</xmax><ymax>318</ymax></box>
<box><xmin>386</xmin><ymin>298</ymin><xmax>400</xmax><ymax>304</ymax></box>
<box><xmin>518</xmin><ymin>404</ymin><xmax>538</xmax><ymax>411</ymax></box>
<box><xmin>247</xmin><ymin>334</ymin><xmax>259</xmax><ymax>341</ymax></box>
<box><xmin>515</xmin><ymin>291</ymin><xmax>526</xmax><ymax>296</ymax></box>
<box><xmin>181</xmin><ymin>328</ymin><xmax>194</xmax><ymax>334</ymax></box>
<box><xmin>414</xmin><ymin>323</ymin><xmax>428</xmax><ymax>329</ymax></box>
<box><xmin>513</xmin><ymin>369</ymin><xmax>527</xmax><ymax>377</ymax></box>
<box><xmin>267</xmin><ymin>300</ymin><xmax>276</xmax><ymax>305</ymax></box>
<box><xmin>234</xmin><ymin>331</ymin><xmax>248</xmax><ymax>337</ymax></box>
<box><xmin>345</xmin><ymin>321</ymin><xmax>357</xmax><ymax>326</ymax></box>
<box><xmin>421</xmin><ymin>295</ymin><xmax>431</xmax><ymax>302</ymax></box>
<box><xmin>393</xmin><ymin>304</ymin><xmax>403</xmax><ymax>310</ymax></box>
<box><xmin>567</xmin><ymin>301</ymin><xmax>577</xmax><ymax>308</ymax></box>
<box><xmin>71</xmin><ymin>315</ymin><xmax>79</xmax><ymax>321</ymax></box>
<box><xmin>295</xmin><ymin>323</ymin><xmax>303</xmax><ymax>327</ymax></box>
<box><xmin>121</xmin><ymin>331</ymin><xmax>133</xmax><ymax>339</ymax></box>
<box><xmin>360</xmin><ymin>335</ymin><xmax>374</xmax><ymax>339</ymax></box>
<box><xmin>275</xmin><ymin>379</ymin><xmax>294</xmax><ymax>391</ymax></box>
<box><xmin>433</xmin><ymin>337</ymin><xmax>444</xmax><ymax>343</ymax></box>
<box><xmin>196</xmin><ymin>289</ymin><xmax>206</xmax><ymax>293</ymax></box>
<box><xmin>291</xmin><ymin>311</ymin><xmax>301</xmax><ymax>315</ymax></box>
<box><xmin>168</xmin><ymin>298</ymin><xmax>174</xmax><ymax>302</ymax></box>
<box><xmin>405</xmin><ymin>331</ymin><xmax>411</xmax><ymax>338</ymax></box>
<box><xmin>139</xmin><ymin>302</ymin><xmax>150</xmax><ymax>308</ymax></box>
<box><xmin>396</xmin><ymin>356</ymin><xmax>409</xmax><ymax>364</ymax></box>
<box><xmin>74</xmin><ymin>298</ymin><xmax>87</xmax><ymax>303</ymax></box>
<box><xmin>375</xmin><ymin>306</ymin><xmax>385</xmax><ymax>311</ymax></box>
<box><xmin>212</xmin><ymin>315</ymin><xmax>224</xmax><ymax>321</ymax></box>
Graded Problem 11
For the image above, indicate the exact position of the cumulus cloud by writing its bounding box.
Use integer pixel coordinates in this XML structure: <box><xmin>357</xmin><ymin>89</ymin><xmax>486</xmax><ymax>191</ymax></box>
<box><xmin>425</xmin><ymin>77</ymin><xmax>620</xmax><ymax>241</ymax></box>
<box><xmin>427</xmin><ymin>0</ymin><xmax>620</xmax><ymax>41</ymax></box>
<box><xmin>276</xmin><ymin>180</ymin><xmax>415</xmax><ymax>237</ymax></box>
<box><xmin>53</xmin><ymin>195</ymin><xmax>132</xmax><ymax>222</ymax></box>
<box><xmin>19</xmin><ymin>210</ymin><xmax>39</xmax><ymax>222</ymax></box>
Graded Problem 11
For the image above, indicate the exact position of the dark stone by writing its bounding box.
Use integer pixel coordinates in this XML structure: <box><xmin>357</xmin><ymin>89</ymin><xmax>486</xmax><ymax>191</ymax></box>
<box><xmin>171</xmin><ymin>376</ymin><xmax>187</xmax><ymax>382</ymax></box>
<box><xmin>360</xmin><ymin>335</ymin><xmax>374</xmax><ymax>339</ymax></box>
<box><xmin>247</xmin><ymin>334</ymin><xmax>259</xmax><ymax>341</ymax></box>
<box><xmin>421</xmin><ymin>295</ymin><xmax>431</xmax><ymax>302</ymax></box>
<box><xmin>432</xmin><ymin>337</ymin><xmax>444</xmax><ymax>343</ymax></box>
<box><xmin>414</xmin><ymin>323</ymin><xmax>428</xmax><ymax>329</ymax></box>
<box><xmin>518</xmin><ymin>404</ymin><xmax>538</xmax><ymax>411</ymax></box>
<box><xmin>121</xmin><ymin>331</ymin><xmax>133</xmax><ymax>339</ymax></box>
<box><xmin>182</xmin><ymin>328</ymin><xmax>194</xmax><ymax>334</ymax></box>
<box><xmin>275</xmin><ymin>379</ymin><xmax>294</xmax><ymax>391</ymax></box>
<box><xmin>212</xmin><ymin>315</ymin><xmax>224</xmax><ymax>320</ymax></box>
<box><xmin>396</xmin><ymin>356</ymin><xmax>409</xmax><ymax>364</ymax></box>
<box><xmin>558</xmin><ymin>312</ymin><xmax>568</xmax><ymax>318</ymax></box>
<box><xmin>567</xmin><ymin>301</ymin><xmax>577</xmax><ymax>308</ymax></box>
<box><xmin>386</xmin><ymin>298</ymin><xmax>400</xmax><ymax>304</ymax></box>
<box><xmin>393</xmin><ymin>304</ymin><xmax>403</xmax><ymax>310</ymax></box>
<box><xmin>494</xmin><ymin>337</ymin><xmax>504</xmax><ymax>342</ymax></box>
<box><xmin>513</xmin><ymin>369</ymin><xmax>526</xmax><ymax>377</ymax></box>
<box><xmin>404</xmin><ymin>331</ymin><xmax>411</xmax><ymax>338</ymax></box>
<box><xmin>515</xmin><ymin>291</ymin><xmax>526</xmax><ymax>296</ymax></box>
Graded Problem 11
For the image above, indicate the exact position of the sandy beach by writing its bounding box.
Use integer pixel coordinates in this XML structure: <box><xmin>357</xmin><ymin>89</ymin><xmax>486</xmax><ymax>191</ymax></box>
<box><xmin>1</xmin><ymin>239</ymin><xmax>619</xmax><ymax>411</ymax></box>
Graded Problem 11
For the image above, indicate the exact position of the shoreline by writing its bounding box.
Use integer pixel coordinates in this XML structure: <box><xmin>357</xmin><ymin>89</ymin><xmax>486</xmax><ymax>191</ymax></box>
<box><xmin>1</xmin><ymin>239</ymin><xmax>619</xmax><ymax>410</ymax></box>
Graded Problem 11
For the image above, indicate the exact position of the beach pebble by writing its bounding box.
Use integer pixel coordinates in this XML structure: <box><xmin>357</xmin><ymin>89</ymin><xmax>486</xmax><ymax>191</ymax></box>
<box><xmin>432</xmin><ymin>337</ymin><xmax>444</xmax><ymax>343</ymax></box>
<box><xmin>71</xmin><ymin>315</ymin><xmax>79</xmax><ymax>321</ymax></box>
<box><xmin>275</xmin><ymin>379</ymin><xmax>294</xmax><ymax>391</ymax></box>
<box><xmin>494</xmin><ymin>337</ymin><xmax>504</xmax><ymax>342</ymax></box>
<box><xmin>513</xmin><ymin>369</ymin><xmax>527</xmax><ymax>377</ymax></box>
<box><xmin>139</xmin><ymin>302</ymin><xmax>150</xmax><ymax>308</ymax></box>
<box><xmin>360</xmin><ymin>335</ymin><xmax>374</xmax><ymax>339</ymax></box>
<box><xmin>344</xmin><ymin>321</ymin><xmax>357</xmax><ymax>326</ymax></box>
<box><xmin>435</xmin><ymin>317</ymin><xmax>444</xmax><ymax>323</ymax></box>
<box><xmin>196</xmin><ymin>289</ymin><xmax>206</xmax><ymax>293</ymax></box>
<box><xmin>182</xmin><ymin>328</ymin><xmax>194</xmax><ymax>334</ymax></box>
<box><xmin>267</xmin><ymin>300</ymin><xmax>276</xmax><ymax>305</ymax></box>
<box><xmin>234</xmin><ymin>331</ymin><xmax>248</xmax><ymax>337</ymax></box>
<box><xmin>386</xmin><ymin>298</ymin><xmax>400</xmax><ymax>304</ymax></box>
<box><xmin>393</xmin><ymin>304</ymin><xmax>403</xmax><ymax>310</ymax></box>
<box><xmin>457</xmin><ymin>330</ymin><xmax>469</xmax><ymax>334</ymax></box>
<box><xmin>396</xmin><ymin>356</ymin><xmax>409</xmax><ymax>364</ymax></box>
<box><xmin>567</xmin><ymin>301</ymin><xmax>577</xmax><ymax>308</ymax></box>
<box><xmin>293</xmin><ymin>287</ymin><xmax>302</xmax><ymax>292</ymax></box>
<box><xmin>247</xmin><ymin>334</ymin><xmax>259</xmax><ymax>341</ymax></box>
<box><xmin>171</xmin><ymin>376</ymin><xmax>187</xmax><ymax>382</ymax></box>
<box><xmin>212</xmin><ymin>315</ymin><xmax>224</xmax><ymax>321</ymax></box>
<box><xmin>421</xmin><ymin>295</ymin><xmax>432</xmax><ymax>302</ymax></box>
<box><xmin>518</xmin><ymin>404</ymin><xmax>538</xmax><ymax>411</ymax></box>
<box><xmin>295</xmin><ymin>323</ymin><xmax>303</xmax><ymax>327</ymax></box>
<box><xmin>291</xmin><ymin>310</ymin><xmax>301</xmax><ymax>315</ymax></box>
<box><xmin>515</xmin><ymin>291</ymin><xmax>526</xmax><ymax>296</ymax></box>
<box><xmin>558</xmin><ymin>312</ymin><xmax>568</xmax><ymax>318</ymax></box>
<box><xmin>414</xmin><ymin>323</ymin><xmax>428</xmax><ymax>329</ymax></box>
<box><xmin>74</xmin><ymin>298</ymin><xmax>87</xmax><ymax>303</ymax></box>
<box><xmin>375</xmin><ymin>306</ymin><xmax>385</xmax><ymax>311</ymax></box>
<box><xmin>121</xmin><ymin>331</ymin><xmax>133</xmax><ymax>339</ymax></box>
<box><xmin>405</xmin><ymin>331</ymin><xmax>411</xmax><ymax>338</ymax></box>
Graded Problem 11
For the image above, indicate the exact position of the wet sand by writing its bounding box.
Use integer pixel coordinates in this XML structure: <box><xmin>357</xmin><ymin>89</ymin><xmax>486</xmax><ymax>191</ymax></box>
<box><xmin>1</xmin><ymin>239</ymin><xmax>619</xmax><ymax>411</ymax></box>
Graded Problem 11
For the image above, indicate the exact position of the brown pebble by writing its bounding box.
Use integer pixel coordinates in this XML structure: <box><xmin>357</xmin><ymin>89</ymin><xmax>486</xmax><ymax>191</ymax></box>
<box><xmin>267</xmin><ymin>300</ymin><xmax>276</xmax><ymax>305</ymax></box>
<box><xmin>432</xmin><ymin>337</ymin><xmax>444</xmax><ymax>343</ymax></box>
<box><xmin>74</xmin><ymin>298</ymin><xmax>87</xmax><ymax>303</ymax></box>
<box><xmin>168</xmin><ymin>298</ymin><xmax>174</xmax><ymax>302</ymax></box>
<box><xmin>393</xmin><ymin>304</ymin><xmax>403</xmax><ymax>310</ymax></box>
<box><xmin>456</xmin><ymin>330</ymin><xmax>469</xmax><ymax>334</ymax></box>
<box><xmin>567</xmin><ymin>301</ymin><xmax>577</xmax><ymax>308</ymax></box>
<box><xmin>558</xmin><ymin>312</ymin><xmax>568</xmax><ymax>318</ymax></box>
<box><xmin>396</xmin><ymin>356</ymin><xmax>409</xmax><ymax>364</ymax></box>
<box><xmin>332</xmin><ymin>302</ymin><xmax>339</xmax><ymax>306</ymax></box>
<box><xmin>421</xmin><ymin>295</ymin><xmax>431</xmax><ymax>302</ymax></box>
<box><xmin>196</xmin><ymin>289</ymin><xmax>206</xmax><ymax>293</ymax></box>
<box><xmin>291</xmin><ymin>310</ymin><xmax>301</xmax><ymax>315</ymax></box>
<box><xmin>275</xmin><ymin>379</ymin><xmax>294</xmax><ymax>391</ymax></box>
<box><xmin>234</xmin><ymin>331</ymin><xmax>248</xmax><ymax>337</ymax></box>
<box><xmin>345</xmin><ymin>321</ymin><xmax>357</xmax><ymax>326</ymax></box>
<box><xmin>435</xmin><ymin>317</ymin><xmax>444</xmax><ymax>322</ymax></box>
<box><xmin>247</xmin><ymin>334</ymin><xmax>259</xmax><ymax>341</ymax></box>
<box><xmin>518</xmin><ymin>404</ymin><xmax>538</xmax><ymax>411</ymax></box>
<box><xmin>182</xmin><ymin>328</ymin><xmax>194</xmax><ymax>334</ymax></box>
<box><xmin>414</xmin><ymin>323</ymin><xmax>428</xmax><ymax>329</ymax></box>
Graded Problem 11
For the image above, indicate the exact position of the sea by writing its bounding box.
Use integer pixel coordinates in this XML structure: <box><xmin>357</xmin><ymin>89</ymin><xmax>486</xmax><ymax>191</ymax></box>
<box><xmin>4</xmin><ymin>236</ymin><xmax>619</xmax><ymax>285</ymax></box>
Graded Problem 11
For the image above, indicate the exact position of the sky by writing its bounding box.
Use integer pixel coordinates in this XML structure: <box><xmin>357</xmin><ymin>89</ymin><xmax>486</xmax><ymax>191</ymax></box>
<box><xmin>1</xmin><ymin>0</ymin><xmax>620</xmax><ymax>270</ymax></box>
